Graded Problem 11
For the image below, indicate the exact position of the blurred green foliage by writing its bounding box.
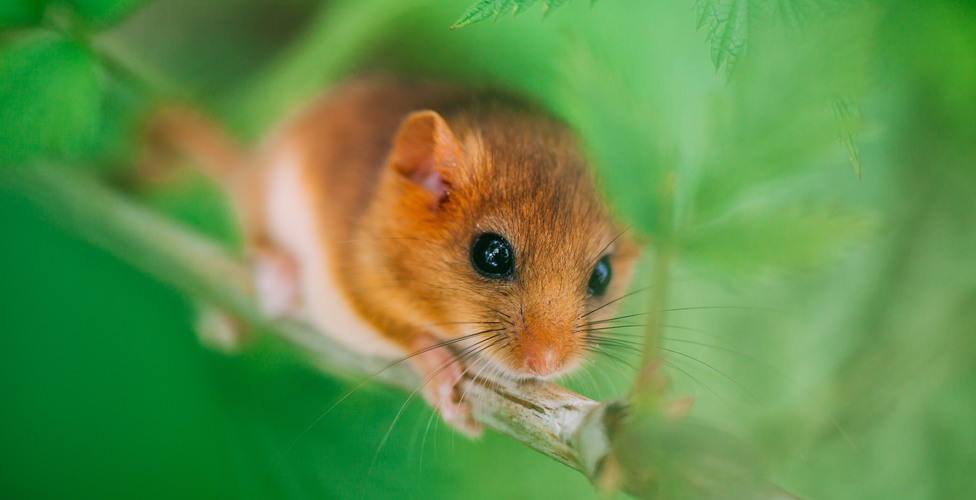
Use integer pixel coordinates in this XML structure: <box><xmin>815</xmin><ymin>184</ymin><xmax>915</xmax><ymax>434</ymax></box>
<box><xmin>452</xmin><ymin>0</ymin><xmax>567</xmax><ymax>29</ymax></box>
<box><xmin>0</xmin><ymin>0</ymin><xmax>46</xmax><ymax>29</ymax></box>
<box><xmin>2</xmin><ymin>0</ymin><xmax>976</xmax><ymax>498</ymax></box>
<box><xmin>0</xmin><ymin>34</ymin><xmax>100</xmax><ymax>165</ymax></box>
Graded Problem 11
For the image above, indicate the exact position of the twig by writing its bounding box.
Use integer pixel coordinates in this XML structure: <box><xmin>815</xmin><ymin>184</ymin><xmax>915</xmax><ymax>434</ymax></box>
<box><xmin>3</xmin><ymin>167</ymin><xmax>612</xmax><ymax>479</ymax></box>
<box><xmin>2</xmin><ymin>166</ymin><xmax>798</xmax><ymax>499</ymax></box>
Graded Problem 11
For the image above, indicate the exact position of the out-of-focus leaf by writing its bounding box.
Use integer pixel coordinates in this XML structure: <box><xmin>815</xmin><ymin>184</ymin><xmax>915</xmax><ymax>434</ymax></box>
<box><xmin>543</xmin><ymin>0</ymin><xmax>568</xmax><ymax>15</ymax></box>
<box><xmin>0</xmin><ymin>0</ymin><xmax>45</xmax><ymax>29</ymax></box>
<box><xmin>556</xmin><ymin>46</ymin><xmax>668</xmax><ymax>238</ymax></box>
<box><xmin>0</xmin><ymin>34</ymin><xmax>102</xmax><ymax>166</ymax></box>
<box><xmin>680</xmin><ymin>208</ymin><xmax>868</xmax><ymax>273</ymax></box>
<box><xmin>833</xmin><ymin>96</ymin><xmax>862</xmax><ymax>179</ymax></box>
<box><xmin>453</xmin><ymin>0</ymin><xmax>575</xmax><ymax>29</ymax></box>
<box><xmin>611</xmin><ymin>417</ymin><xmax>774</xmax><ymax>499</ymax></box>
<box><xmin>696</xmin><ymin>0</ymin><xmax>749</xmax><ymax>77</ymax></box>
<box><xmin>66</xmin><ymin>0</ymin><xmax>144</xmax><ymax>27</ymax></box>
<box><xmin>85</xmin><ymin>77</ymin><xmax>148</xmax><ymax>171</ymax></box>
<box><xmin>689</xmin><ymin>5</ymin><xmax>871</xmax><ymax>220</ymax></box>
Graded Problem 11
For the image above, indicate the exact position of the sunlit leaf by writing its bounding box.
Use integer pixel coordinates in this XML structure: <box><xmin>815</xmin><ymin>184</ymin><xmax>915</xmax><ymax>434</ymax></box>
<box><xmin>680</xmin><ymin>208</ymin><xmax>869</xmax><ymax>273</ymax></box>
<box><xmin>689</xmin><ymin>6</ymin><xmax>871</xmax><ymax>219</ymax></box>
<box><xmin>453</xmin><ymin>0</ymin><xmax>569</xmax><ymax>29</ymax></box>
<box><xmin>0</xmin><ymin>34</ymin><xmax>102</xmax><ymax>166</ymax></box>
<box><xmin>696</xmin><ymin>0</ymin><xmax>749</xmax><ymax>77</ymax></box>
<box><xmin>556</xmin><ymin>47</ymin><xmax>668</xmax><ymax>238</ymax></box>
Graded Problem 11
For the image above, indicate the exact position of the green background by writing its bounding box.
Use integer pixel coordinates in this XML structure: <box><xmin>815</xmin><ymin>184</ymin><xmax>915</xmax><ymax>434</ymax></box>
<box><xmin>2</xmin><ymin>0</ymin><xmax>975</xmax><ymax>498</ymax></box>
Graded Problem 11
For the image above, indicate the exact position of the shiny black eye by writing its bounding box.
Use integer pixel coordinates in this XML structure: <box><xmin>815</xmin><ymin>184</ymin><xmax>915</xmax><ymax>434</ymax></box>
<box><xmin>588</xmin><ymin>256</ymin><xmax>612</xmax><ymax>297</ymax></box>
<box><xmin>471</xmin><ymin>233</ymin><xmax>515</xmax><ymax>279</ymax></box>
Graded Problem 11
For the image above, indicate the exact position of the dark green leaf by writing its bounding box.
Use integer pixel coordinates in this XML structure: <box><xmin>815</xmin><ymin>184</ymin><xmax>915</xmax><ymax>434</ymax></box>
<box><xmin>0</xmin><ymin>0</ymin><xmax>45</xmax><ymax>29</ymax></box>
<box><xmin>696</xmin><ymin>0</ymin><xmax>749</xmax><ymax>77</ymax></box>
<box><xmin>452</xmin><ymin>0</ymin><xmax>555</xmax><ymax>29</ymax></box>
<box><xmin>0</xmin><ymin>34</ymin><xmax>102</xmax><ymax>166</ymax></box>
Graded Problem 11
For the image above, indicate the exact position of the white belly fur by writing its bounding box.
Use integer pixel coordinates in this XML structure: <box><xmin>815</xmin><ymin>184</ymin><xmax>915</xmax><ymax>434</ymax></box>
<box><xmin>264</xmin><ymin>148</ymin><xmax>405</xmax><ymax>358</ymax></box>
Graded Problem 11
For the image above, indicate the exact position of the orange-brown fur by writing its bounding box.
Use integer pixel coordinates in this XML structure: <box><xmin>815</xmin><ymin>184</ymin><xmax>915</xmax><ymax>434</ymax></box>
<box><xmin>154</xmin><ymin>77</ymin><xmax>640</xmax><ymax>384</ymax></box>
<box><xmin>251</xmin><ymin>78</ymin><xmax>641</xmax><ymax>379</ymax></box>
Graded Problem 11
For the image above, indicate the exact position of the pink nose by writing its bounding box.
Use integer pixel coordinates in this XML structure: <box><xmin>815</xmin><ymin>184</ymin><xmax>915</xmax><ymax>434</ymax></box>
<box><xmin>524</xmin><ymin>349</ymin><xmax>560</xmax><ymax>376</ymax></box>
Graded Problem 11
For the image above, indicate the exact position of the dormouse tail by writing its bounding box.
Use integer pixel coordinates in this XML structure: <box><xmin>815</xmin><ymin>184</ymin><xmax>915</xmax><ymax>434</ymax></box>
<box><xmin>145</xmin><ymin>107</ymin><xmax>248</xmax><ymax>187</ymax></box>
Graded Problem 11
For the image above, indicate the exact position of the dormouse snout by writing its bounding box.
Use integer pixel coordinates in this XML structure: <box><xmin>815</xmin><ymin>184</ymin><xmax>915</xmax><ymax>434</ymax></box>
<box><xmin>517</xmin><ymin>320</ymin><xmax>574</xmax><ymax>378</ymax></box>
<box><xmin>523</xmin><ymin>348</ymin><xmax>563</xmax><ymax>377</ymax></box>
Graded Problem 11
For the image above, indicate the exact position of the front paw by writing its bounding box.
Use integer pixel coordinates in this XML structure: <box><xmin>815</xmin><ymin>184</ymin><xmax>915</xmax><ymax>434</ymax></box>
<box><xmin>424</xmin><ymin>359</ymin><xmax>483</xmax><ymax>437</ymax></box>
<box><xmin>409</xmin><ymin>336</ymin><xmax>483</xmax><ymax>437</ymax></box>
<box><xmin>252</xmin><ymin>249</ymin><xmax>300</xmax><ymax>317</ymax></box>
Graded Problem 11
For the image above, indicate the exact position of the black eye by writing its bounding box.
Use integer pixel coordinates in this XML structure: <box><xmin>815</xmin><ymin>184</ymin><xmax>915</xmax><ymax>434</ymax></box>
<box><xmin>471</xmin><ymin>233</ymin><xmax>515</xmax><ymax>279</ymax></box>
<box><xmin>588</xmin><ymin>256</ymin><xmax>612</xmax><ymax>297</ymax></box>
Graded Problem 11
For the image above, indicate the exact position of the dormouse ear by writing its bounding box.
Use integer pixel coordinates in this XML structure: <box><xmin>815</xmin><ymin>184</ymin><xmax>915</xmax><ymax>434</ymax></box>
<box><xmin>389</xmin><ymin>110</ymin><xmax>462</xmax><ymax>202</ymax></box>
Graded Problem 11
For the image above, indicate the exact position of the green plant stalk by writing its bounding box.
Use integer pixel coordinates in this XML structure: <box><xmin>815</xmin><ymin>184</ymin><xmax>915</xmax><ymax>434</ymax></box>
<box><xmin>630</xmin><ymin>171</ymin><xmax>676</xmax><ymax>415</ymax></box>
<box><xmin>226</xmin><ymin>0</ymin><xmax>433</xmax><ymax>139</ymax></box>
<box><xmin>0</xmin><ymin>166</ymin><xmax>626</xmax><ymax>492</ymax></box>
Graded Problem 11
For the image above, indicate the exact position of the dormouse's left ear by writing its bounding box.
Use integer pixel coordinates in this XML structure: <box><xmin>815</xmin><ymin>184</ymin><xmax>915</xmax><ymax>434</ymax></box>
<box><xmin>388</xmin><ymin>110</ymin><xmax>463</xmax><ymax>203</ymax></box>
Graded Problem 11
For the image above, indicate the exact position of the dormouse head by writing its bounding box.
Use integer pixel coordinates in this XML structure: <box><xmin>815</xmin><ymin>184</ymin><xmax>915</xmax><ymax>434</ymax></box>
<box><xmin>370</xmin><ymin>105</ymin><xmax>641</xmax><ymax>381</ymax></box>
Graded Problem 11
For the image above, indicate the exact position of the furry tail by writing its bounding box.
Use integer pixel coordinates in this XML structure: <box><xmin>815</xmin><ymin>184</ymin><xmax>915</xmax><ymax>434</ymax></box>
<box><xmin>144</xmin><ymin>107</ymin><xmax>247</xmax><ymax>187</ymax></box>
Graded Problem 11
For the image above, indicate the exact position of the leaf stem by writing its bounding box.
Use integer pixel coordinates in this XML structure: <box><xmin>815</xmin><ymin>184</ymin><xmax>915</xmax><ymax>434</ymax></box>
<box><xmin>630</xmin><ymin>170</ymin><xmax>676</xmax><ymax>414</ymax></box>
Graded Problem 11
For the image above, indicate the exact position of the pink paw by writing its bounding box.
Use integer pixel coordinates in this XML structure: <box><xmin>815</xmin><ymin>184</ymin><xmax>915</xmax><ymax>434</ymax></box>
<box><xmin>410</xmin><ymin>336</ymin><xmax>483</xmax><ymax>437</ymax></box>
<box><xmin>252</xmin><ymin>250</ymin><xmax>300</xmax><ymax>317</ymax></box>
<box><xmin>194</xmin><ymin>305</ymin><xmax>249</xmax><ymax>353</ymax></box>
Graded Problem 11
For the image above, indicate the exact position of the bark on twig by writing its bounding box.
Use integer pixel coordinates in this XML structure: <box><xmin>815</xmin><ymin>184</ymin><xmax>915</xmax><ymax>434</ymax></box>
<box><xmin>3</xmin><ymin>167</ymin><xmax>614</xmax><ymax>480</ymax></box>
<box><xmin>3</xmin><ymin>167</ymin><xmax>797</xmax><ymax>499</ymax></box>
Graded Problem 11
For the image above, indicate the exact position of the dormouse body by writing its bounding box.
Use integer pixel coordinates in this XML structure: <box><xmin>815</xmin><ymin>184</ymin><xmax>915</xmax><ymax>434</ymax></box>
<box><xmin>155</xmin><ymin>78</ymin><xmax>640</xmax><ymax>434</ymax></box>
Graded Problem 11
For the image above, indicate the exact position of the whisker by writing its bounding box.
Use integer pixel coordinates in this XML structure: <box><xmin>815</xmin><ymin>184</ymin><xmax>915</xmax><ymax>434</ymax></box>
<box><xmin>586</xmin><ymin>334</ymin><xmax>644</xmax><ymax>347</ymax></box>
<box><xmin>578</xmin><ymin>324</ymin><xmax>646</xmax><ymax>334</ymax></box>
<box><xmin>456</xmin><ymin>338</ymin><xmax>509</xmax><ymax>410</ymax></box>
<box><xmin>594</xmin><ymin>350</ymin><xmax>638</xmax><ymax>380</ymax></box>
<box><xmin>580</xmin><ymin>287</ymin><xmax>650</xmax><ymax>319</ymax></box>
<box><xmin>580</xmin><ymin>311</ymin><xmax>649</xmax><ymax>326</ymax></box>
<box><xmin>588</xmin><ymin>341</ymin><xmax>644</xmax><ymax>357</ymax></box>
<box><xmin>662</xmin><ymin>337</ymin><xmax>780</xmax><ymax>372</ymax></box>
<box><xmin>588</xmin><ymin>226</ymin><xmax>631</xmax><ymax>268</ymax></box>
<box><xmin>662</xmin><ymin>359</ymin><xmax>738</xmax><ymax>416</ymax></box>
<box><xmin>370</xmin><ymin>335</ymin><xmax>501</xmax><ymax>472</ymax></box>
<box><xmin>660</xmin><ymin>347</ymin><xmax>755</xmax><ymax>398</ymax></box>
<box><xmin>273</xmin><ymin>327</ymin><xmax>503</xmax><ymax>468</ymax></box>
<box><xmin>662</xmin><ymin>305</ymin><xmax>791</xmax><ymax>317</ymax></box>
<box><xmin>587</xmin><ymin>330</ymin><xmax>645</xmax><ymax>340</ymax></box>
<box><xmin>584</xmin><ymin>345</ymin><xmax>638</xmax><ymax>370</ymax></box>
<box><xmin>491</xmin><ymin>308</ymin><xmax>512</xmax><ymax>319</ymax></box>
<box><xmin>417</xmin><ymin>320</ymin><xmax>502</xmax><ymax>328</ymax></box>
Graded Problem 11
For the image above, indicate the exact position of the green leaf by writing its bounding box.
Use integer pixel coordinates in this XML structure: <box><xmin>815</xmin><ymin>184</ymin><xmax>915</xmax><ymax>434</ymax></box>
<box><xmin>696</xmin><ymin>0</ymin><xmax>749</xmax><ymax>77</ymax></box>
<box><xmin>0</xmin><ymin>0</ymin><xmax>45</xmax><ymax>29</ymax></box>
<box><xmin>612</xmin><ymin>417</ymin><xmax>769</xmax><ymax>499</ymax></box>
<box><xmin>556</xmin><ymin>47</ymin><xmax>669</xmax><ymax>238</ymax></box>
<box><xmin>452</xmin><ymin>0</ymin><xmax>559</xmax><ymax>29</ymax></box>
<box><xmin>0</xmin><ymin>34</ymin><xmax>102</xmax><ymax>166</ymax></box>
<box><xmin>66</xmin><ymin>0</ymin><xmax>145</xmax><ymax>27</ymax></box>
<box><xmin>543</xmin><ymin>0</ymin><xmax>567</xmax><ymax>15</ymax></box>
<box><xmin>833</xmin><ymin>96</ymin><xmax>862</xmax><ymax>179</ymax></box>
<box><xmin>680</xmin><ymin>208</ymin><xmax>869</xmax><ymax>273</ymax></box>
<box><xmin>689</xmin><ymin>5</ymin><xmax>871</xmax><ymax>220</ymax></box>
